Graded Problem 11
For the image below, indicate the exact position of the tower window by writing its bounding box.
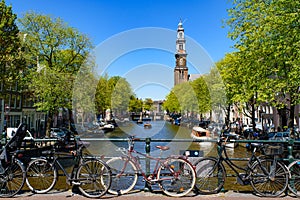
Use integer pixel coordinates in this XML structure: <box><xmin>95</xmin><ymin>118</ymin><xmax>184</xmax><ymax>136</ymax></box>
<box><xmin>179</xmin><ymin>44</ymin><xmax>183</xmax><ymax>50</ymax></box>
<box><xmin>179</xmin><ymin>32</ymin><xmax>183</xmax><ymax>38</ymax></box>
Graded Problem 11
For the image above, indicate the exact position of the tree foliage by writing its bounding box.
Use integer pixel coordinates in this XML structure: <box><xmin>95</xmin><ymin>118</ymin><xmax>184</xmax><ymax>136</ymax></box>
<box><xmin>225</xmin><ymin>0</ymin><xmax>300</xmax><ymax>127</ymax></box>
<box><xmin>0</xmin><ymin>0</ymin><xmax>25</xmax><ymax>96</ymax></box>
<box><xmin>95</xmin><ymin>75</ymin><xmax>134</xmax><ymax>118</ymax></box>
<box><xmin>163</xmin><ymin>78</ymin><xmax>210</xmax><ymax>118</ymax></box>
<box><xmin>19</xmin><ymin>12</ymin><xmax>92</xmax><ymax>133</ymax></box>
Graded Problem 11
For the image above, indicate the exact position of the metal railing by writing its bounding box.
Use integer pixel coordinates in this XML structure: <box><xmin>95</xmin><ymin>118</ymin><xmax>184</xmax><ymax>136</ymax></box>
<box><xmin>27</xmin><ymin>137</ymin><xmax>300</xmax><ymax>160</ymax></box>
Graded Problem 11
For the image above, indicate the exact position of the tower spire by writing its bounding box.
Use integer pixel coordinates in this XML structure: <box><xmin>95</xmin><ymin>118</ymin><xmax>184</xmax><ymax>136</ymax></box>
<box><xmin>174</xmin><ymin>19</ymin><xmax>188</xmax><ymax>86</ymax></box>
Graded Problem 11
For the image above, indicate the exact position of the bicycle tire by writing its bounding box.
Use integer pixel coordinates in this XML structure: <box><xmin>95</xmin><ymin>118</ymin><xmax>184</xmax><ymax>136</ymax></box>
<box><xmin>0</xmin><ymin>159</ymin><xmax>26</xmax><ymax>197</ymax></box>
<box><xmin>26</xmin><ymin>158</ymin><xmax>57</xmax><ymax>194</ymax></box>
<box><xmin>106</xmin><ymin>157</ymin><xmax>138</xmax><ymax>195</ymax></box>
<box><xmin>193</xmin><ymin>157</ymin><xmax>226</xmax><ymax>194</ymax></box>
<box><xmin>157</xmin><ymin>158</ymin><xmax>196</xmax><ymax>197</ymax></box>
<box><xmin>287</xmin><ymin>160</ymin><xmax>300</xmax><ymax>197</ymax></box>
<box><xmin>76</xmin><ymin>158</ymin><xmax>112</xmax><ymax>198</ymax></box>
<box><xmin>250</xmin><ymin>159</ymin><xmax>289</xmax><ymax>197</ymax></box>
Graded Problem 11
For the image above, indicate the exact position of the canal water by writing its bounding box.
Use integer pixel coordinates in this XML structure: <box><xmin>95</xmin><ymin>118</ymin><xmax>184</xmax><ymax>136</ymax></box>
<box><xmin>80</xmin><ymin>120</ymin><xmax>252</xmax><ymax>192</ymax></box>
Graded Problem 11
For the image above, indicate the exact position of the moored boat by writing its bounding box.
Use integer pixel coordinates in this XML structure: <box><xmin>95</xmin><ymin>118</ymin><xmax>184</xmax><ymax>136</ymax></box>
<box><xmin>191</xmin><ymin>126</ymin><xmax>212</xmax><ymax>146</ymax></box>
<box><xmin>144</xmin><ymin>123</ymin><xmax>152</xmax><ymax>128</ymax></box>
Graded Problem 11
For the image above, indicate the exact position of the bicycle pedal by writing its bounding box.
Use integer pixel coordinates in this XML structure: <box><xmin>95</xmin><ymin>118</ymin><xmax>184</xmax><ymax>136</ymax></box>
<box><xmin>71</xmin><ymin>181</ymin><xmax>81</xmax><ymax>186</ymax></box>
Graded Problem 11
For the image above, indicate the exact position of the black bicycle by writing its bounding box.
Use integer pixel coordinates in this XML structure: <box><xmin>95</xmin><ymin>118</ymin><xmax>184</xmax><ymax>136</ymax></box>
<box><xmin>194</xmin><ymin>133</ymin><xmax>289</xmax><ymax>197</ymax></box>
<box><xmin>26</xmin><ymin>134</ymin><xmax>112</xmax><ymax>198</ymax></box>
<box><xmin>0</xmin><ymin>123</ymin><xmax>27</xmax><ymax>197</ymax></box>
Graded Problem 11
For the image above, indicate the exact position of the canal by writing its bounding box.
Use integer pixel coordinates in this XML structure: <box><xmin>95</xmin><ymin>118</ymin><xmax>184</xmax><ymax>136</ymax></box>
<box><xmin>80</xmin><ymin>120</ymin><xmax>253</xmax><ymax>192</ymax></box>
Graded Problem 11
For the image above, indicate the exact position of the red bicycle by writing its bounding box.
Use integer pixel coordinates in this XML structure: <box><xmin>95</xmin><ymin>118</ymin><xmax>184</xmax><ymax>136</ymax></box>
<box><xmin>106</xmin><ymin>136</ymin><xmax>196</xmax><ymax>197</ymax></box>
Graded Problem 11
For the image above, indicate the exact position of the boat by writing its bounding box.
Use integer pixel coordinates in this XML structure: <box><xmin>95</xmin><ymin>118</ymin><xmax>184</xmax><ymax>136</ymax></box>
<box><xmin>223</xmin><ymin>132</ymin><xmax>239</xmax><ymax>148</ymax></box>
<box><xmin>191</xmin><ymin>126</ymin><xmax>212</xmax><ymax>146</ymax></box>
<box><xmin>144</xmin><ymin>123</ymin><xmax>152</xmax><ymax>128</ymax></box>
<box><xmin>102</xmin><ymin>124</ymin><xmax>115</xmax><ymax>133</ymax></box>
<box><xmin>137</xmin><ymin>119</ymin><xmax>143</xmax><ymax>124</ymax></box>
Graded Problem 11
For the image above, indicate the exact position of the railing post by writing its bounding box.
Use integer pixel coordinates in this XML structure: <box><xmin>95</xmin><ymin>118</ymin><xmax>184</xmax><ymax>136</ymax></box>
<box><xmin>288</xmin><ymin>138</ymin><xmax>294</xmax><ymax>163</ymax></box>
<box><xmin>144</xmin><ymin>137</ymin><xmax>151</xmax><ymax>191</ymax></box>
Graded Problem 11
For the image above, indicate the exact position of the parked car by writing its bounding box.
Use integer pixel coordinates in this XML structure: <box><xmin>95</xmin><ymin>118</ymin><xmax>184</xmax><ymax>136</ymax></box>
<box><xmin>50</xmin><ymin>127</ymin><xmax>72</xmax><ymax>139</ymax></box>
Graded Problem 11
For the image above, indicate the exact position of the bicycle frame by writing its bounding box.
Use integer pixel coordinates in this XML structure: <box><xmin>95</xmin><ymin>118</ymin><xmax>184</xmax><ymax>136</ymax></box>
<box><xmin>118</xmin><ymin>138</ymin><xmax>190</xmax><ymax>183</ymax></box>
<box><xmin>215</xmin><ymin>140</ymin><xmax>267</xmax><ymax>185</ymax></box>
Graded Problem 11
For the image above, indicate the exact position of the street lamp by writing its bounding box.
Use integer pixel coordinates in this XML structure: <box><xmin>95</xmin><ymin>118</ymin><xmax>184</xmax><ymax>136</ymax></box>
<box><xmin>4</xmin><ymin>105</ymin><xmax>10</xmax><ymax>144</ymax></box>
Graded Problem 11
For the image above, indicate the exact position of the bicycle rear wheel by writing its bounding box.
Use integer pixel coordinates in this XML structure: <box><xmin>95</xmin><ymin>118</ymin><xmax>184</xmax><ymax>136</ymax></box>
<box><xmin>288</xmin><ymin>160</ymin><xmax>300</xmax><ymax>197</ymax></box>
<box><xmin>193</xmin><ymin>157</ymin><xmax>226</xmax><ymax>194</ymax></box>
<box><xmin>0</xmin><ymin>159</ymin><xmax>26</xmax><ymax>197</ymax></box>
<box><xmin>250</xmin><ymin>159</ymin><xmax>288</xmax><ymax>197</ymax></box>
<box><xmin>76</xmin><ymin>158</ymin><xmax>112</xmax><ymax>198</ymax></box>
<box><xmin>157</xmin><ymin>158</ymin><xmax>196</xmax><ymax>197</ymax></box>
<box><xmin>106</xmin><ymin>157</ymin><xmax>138</xmax><ymax>195</ymax></box>
<box><xmin>26</xmin><ymin>158</ymin><xmax>57</xmax><ymax>194</ymax></box>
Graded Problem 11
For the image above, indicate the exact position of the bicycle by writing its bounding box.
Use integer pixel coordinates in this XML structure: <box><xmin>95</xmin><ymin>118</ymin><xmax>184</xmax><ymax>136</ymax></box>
<box><xmin>0</xmin><ymin>123</ymin><xmax>27</xmax><ymax>197</ymax></box>
<box><xmin>106</xmin><ymin>136</ymin><xmax>196</xmax><ymax>197</ymax></box>
<box><xmin>287</xmin><ymin>159</ymin><xmax>300</xmax><ymax>197</ymax></box>
<box><xmin>25</xmin><ymin>133</ymin><xmax>112</xmax><ymax>198</ymax></box>
<box><xmin>194</xmin><ymin>133</ymin><xmax>289</xmax><ymax>197</ymax></box>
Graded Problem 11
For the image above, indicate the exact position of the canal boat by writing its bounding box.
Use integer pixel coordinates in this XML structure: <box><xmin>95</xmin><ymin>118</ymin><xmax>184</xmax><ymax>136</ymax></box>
<box><xmin>223</xmin><ymin>132</ymin><xmax>239</xmax><ymax>148</ymax></box>
<box><xmin>101</xmin><ymin>124</ymin><xmax>115</xmax><ymax>133</ymax></box>
<box><xmin>191</xmin><ymin>126</ymin><xmax>212</xmax><ymax>146</ymax></box>
<box><xmin>144</xmin><ymin>123</ymin><xmax>152</xmax><ymax>128</ymax></box>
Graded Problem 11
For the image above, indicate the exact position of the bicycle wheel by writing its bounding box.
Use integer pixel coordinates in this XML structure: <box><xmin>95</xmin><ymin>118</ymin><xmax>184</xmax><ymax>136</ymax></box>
<box><xmin>106</xmin><ymin>157</ymin><xmax>138</xmax><ymax>195</ymax></box>
<box><xmin>250</xmin><ymin>159</ymin><xmax>289</xmax><ymax>197</ymax></box>
<box><xmin>193</xmin><ymin>157</ymin><xmax>226</xmax><ymax>194</ymax></box>
<box><xmin>157</xmin><ymin>158</ymin><xmax>196</xmax><ymax>197</ymax></box>
<box><xmin>26</xmin><ymin>158</ymin><xmax>57</xmax><ymax>194</ymax></box>
<box><xmin>0</xmin><ymin>159</ymin><xmax>26</xmax><ymax>197</ymax></box>
<box><xmin>76</xmin><ymin>158</ymin><xmax>112</xmax><ymax>198</ymax></box>
<box><xmin>288</xmin><ymin>160</ymin><xmax>300</xmax><ymax>197</ymax></box>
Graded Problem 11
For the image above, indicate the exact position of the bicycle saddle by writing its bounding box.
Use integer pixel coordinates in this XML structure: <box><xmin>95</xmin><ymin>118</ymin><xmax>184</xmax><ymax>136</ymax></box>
<box><xmin>156</xmin><ymin>146</ymin><xmax>170</xmax><ymax>151</ymax></box>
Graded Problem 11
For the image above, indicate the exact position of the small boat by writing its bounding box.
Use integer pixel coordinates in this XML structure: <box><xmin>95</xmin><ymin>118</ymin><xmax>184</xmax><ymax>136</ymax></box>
<box><xmin>144</xmin><ymin>123</ymin><xmax>152</xmax><ymax>128</ymax></box>
<box><xmin>102</xmin><ymin>124</ymin><xmax>114</xmax><ymax>132</ymax></box>
<box><xmin>191</xmin><ymin>126</ymin><xmax>212</xmax><ymax>146</ymax></box>
<box><xmin>137</xmin><ymin>119</ymin><xmax>143</xmax><ymax>124</ymax></box>
<box><xmin>223</xmin><ymin>132</ymin><xmax>239</xmax><ymax>148</ymax></box>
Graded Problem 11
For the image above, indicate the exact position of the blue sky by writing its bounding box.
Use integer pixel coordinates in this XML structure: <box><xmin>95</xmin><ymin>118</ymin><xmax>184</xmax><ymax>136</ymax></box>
<box><xmin>6</xmin><ymin>0</ymin><xmax>234</xmax><ymax>100</ymax></box>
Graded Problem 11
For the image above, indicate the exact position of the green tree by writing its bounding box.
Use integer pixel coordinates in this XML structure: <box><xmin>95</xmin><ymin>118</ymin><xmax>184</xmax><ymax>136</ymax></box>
<box><xmin>19</xmin><ymin>12</ymin><xmax>92</xmax><ymax>135</ymax></box>
<box><xmin>191</xmin><ymin>77</ymin><xmax>211</xmax><ymax>118</ymax></box>
<box><xmin>95</xmin><ymin>74</ymin><xmax>110</xmax><ymax>118</ymax></box>
<box><xmin>143</xmin><ymin>98</ymin><xmax>153</xmax><ymax>111</ymax></box>
<box><xmin>0</xmin><ymin>0</ymin><xmax>25</xmax><ymax>96</ymax></box>
<box><xmin>111</xmin><ymin>77</ymin><xmax>134</xmax><ymax>116</ymax></box>
<box><xmin>226</xmin><ymin>0</ymin><xmax>300</xmax><ymax>128</ymax></box>
<box><xmin>163</xmin><ymin>91</ymin><xmax>181</xmax><ymax>114</ymax></box>
<box><xmin>95</xmin><ymin>75</ymin><xmax>134</xmax><ymax>118</ymax></box>
<box><xmin>163</xmin><ymin>78</ymin><xmax>210</xmax><ymax>119</ymax></box>
<box><xmin>73</xmin><ymin>56</ymin><xmax>97</xmax><ymax>128</ymax></box>
<box><xmin>203</xmin><ymin>66</ymin><xmax>227</xmax><ymax>123</ymax></box>
<box><xmin>128</xmin><ymin>96</ymin><xmax>143</xmax><ymax>113</ymax></box>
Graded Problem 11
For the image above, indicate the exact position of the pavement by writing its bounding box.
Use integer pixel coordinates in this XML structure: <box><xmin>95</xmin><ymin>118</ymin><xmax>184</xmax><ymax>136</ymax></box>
<box><xmin>13</xmin><ymin>189</ymin><xmax>298</xmax><ymax>200</ymax></box>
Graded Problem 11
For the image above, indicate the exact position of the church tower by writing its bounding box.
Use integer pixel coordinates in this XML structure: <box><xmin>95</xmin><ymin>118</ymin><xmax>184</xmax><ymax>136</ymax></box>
<box><xmin>174</xmin><ymin>20</ymin><xmax>188</xmax><ymax>86</ymax></box>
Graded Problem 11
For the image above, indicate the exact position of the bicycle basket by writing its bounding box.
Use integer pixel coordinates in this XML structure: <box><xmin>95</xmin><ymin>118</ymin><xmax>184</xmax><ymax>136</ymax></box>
<box><xmin>263</xmin><ymin>144</ymin><xmax>284</xmax><ymax>155</ymax></box>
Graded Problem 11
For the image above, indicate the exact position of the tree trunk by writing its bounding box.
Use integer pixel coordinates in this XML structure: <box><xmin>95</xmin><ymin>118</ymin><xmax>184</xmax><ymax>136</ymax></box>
<box><xmin>251</xmin><ymin>103</ymin><xmax>257</xmax><ymax>131</ymax></box>
<box><xmin>289</xmin><ymin>104</ymin><xmax>295</xmax><ymax>128</ymax></box>
<box><xmin>46</xmin><ymin>112</ymin><xmax>53</xmax><ymax>138</ymax></box>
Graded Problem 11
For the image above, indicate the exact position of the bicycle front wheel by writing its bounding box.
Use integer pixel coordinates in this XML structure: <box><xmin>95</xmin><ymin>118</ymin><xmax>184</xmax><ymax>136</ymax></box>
<box><xmin>76</xmin><ymin>159</ymin><xmax>112</xmax><ymax>198</ymax></box>
<box><xmin>106</xmin><ymin>157</ymin><xmax>138</xmax><ymax>195</ymax></box>
<box><xmin>250</xmin><ymin>159</ymin><xmax>289</xmax><ymax>197</ymax></box>
<box><xmin>0</xmin><ymin>159</ymin><xmax>26</xmax><ymax>197</ymax></box>
<box><xmin>287</xmin><ymin>160</ymin><xmax>300</xmax><ymax>197</ymax></box>
<box><xmin>193</xmin><ymin>157</ymin><xmax>226</xmax><ymax>194</ymax></box>
<box><xmin>157</xmin><ymin>158</ymin><xmax>196</xmax><ymax>197</ymax></box>
<box><xmin>26</xmin><ymin>158</ymin><xmax>57</xmax><ymax>194</ymax></box>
